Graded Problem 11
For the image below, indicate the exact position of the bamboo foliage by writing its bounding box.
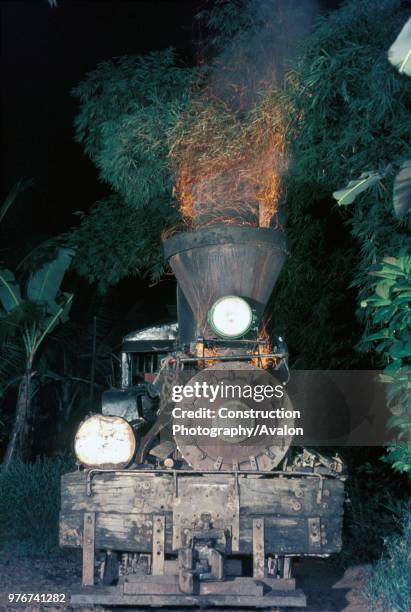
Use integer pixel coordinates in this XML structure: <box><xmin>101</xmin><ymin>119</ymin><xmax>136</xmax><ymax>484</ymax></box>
<box><xmin>283</xmin><ymin>0</ymin><xmax>411</xmax><ymax>472</ymax></box>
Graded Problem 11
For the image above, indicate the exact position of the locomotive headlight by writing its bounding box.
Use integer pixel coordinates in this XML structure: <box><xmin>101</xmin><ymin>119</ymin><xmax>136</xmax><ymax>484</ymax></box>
<box><xmin>208</xmin><ymin>296</ymin><xmax>253</xmax><ymax>338</ymax></box>
<box><xmin>74</xmin><ymin>414</ymin><xmax>136</xmax><ymax>468</ymax></box>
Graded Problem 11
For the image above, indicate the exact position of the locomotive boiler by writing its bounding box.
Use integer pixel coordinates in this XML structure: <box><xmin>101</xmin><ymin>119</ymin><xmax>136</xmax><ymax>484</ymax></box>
<box><xmin>60</xmin><ymin>224</ymin><xmax>345</xmax><ymax>609</ymax></box>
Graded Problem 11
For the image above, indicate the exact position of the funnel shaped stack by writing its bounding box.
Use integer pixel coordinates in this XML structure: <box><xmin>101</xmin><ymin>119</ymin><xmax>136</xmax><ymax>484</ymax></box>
<box><xmin>163</xmin><ymin>225</ymin><xmax>287</xmax><ymax>339</ymax></box>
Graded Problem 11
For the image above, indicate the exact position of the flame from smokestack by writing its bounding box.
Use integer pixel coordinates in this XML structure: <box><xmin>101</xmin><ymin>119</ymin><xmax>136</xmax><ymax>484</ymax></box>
<box><xmin>170</xmin><ymin>87</ymin><xmax>287</xmax><ymax>229</ymax></box>
<box><xmin>168</xmin><ymin>0</ymin><xmax>318</xmax><ymax>229</ymax></box>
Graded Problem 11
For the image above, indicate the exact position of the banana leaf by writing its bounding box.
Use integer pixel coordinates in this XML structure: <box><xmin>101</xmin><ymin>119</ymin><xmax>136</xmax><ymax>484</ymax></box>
<box><xmin>332</xmin><ymin>171</ymin><xmax>381</xmax><ymax>206</ymax></box>
<box><xmin>0</xmin><ymin>270</ymin><xmax>21</xmax><ymax>312</ymax></box>
<box><xmin>388</xmin><ymin>17</ymin><xmax>411</xmax><ymax>76</ymax></box>
<box><xmin>0</xmin><ymin>179</ymin><xmax>32</xmax><ymax>225</ymax></box>
<box><xmin>35</xmin><ymin>293</ymin><xmax>74</xmax><ymax>350</ymax></box>
<box><xmin>27</xmin><ymin>247</ymin><xmax>74</xmax><ymax>306</ymax></box>
<box><xmin>393</xmin><ymin>159</ymin><xmax>411</xmax><ymax>219</ymax></box>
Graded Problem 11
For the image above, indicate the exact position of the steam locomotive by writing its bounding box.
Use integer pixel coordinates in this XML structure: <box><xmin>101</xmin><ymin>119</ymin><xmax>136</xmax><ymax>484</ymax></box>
<box><xmin>60</xmin><ymin>224</ymin><xmax>345</xmax><ymax>609</ymax></box>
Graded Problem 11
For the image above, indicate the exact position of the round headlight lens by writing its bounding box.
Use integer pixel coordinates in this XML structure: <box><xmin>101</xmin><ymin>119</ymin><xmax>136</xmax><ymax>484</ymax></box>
<box><xmin>74</xmin><ymin>414</ymin><xmax>136</xmax><ymax>468</ymax></box>
<box><xmin>208</xmin><ymin>296</ymin><xmax>253</xmax><ymax>338</ymax></box>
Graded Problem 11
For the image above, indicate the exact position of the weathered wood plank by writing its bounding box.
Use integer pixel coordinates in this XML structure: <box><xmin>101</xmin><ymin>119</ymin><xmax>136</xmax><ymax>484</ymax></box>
<box><xmin>61</xmin><ymin>472</ymin><xmax>174</xmax><ymax>514</ymax></box>
<box><xmin>240</xmin><ymin>476</ymin><xmax>345</xmax><ymax>516</ymax></box>
<box><xmin>253</xmin><ymin>518</ymin><xmax>265</xmax><ymax>579</ymax></box>
<box><xmin>124</xmin><ymin>575</ymin><xmax>179</xmax><ymax>595</ymax></box>
<box><xmin>61</xmin><ymin>511</ymin><xmax>174</xmax><ymax>552</ymax></box>
<box><xmin>61</xmin><ymin>472</ymin><xmax>344</xmax><ymax>518</ymax></box>
<box><xmin>82</xmin><ymin>512</ymin><xmax>95</xmax><ymax>586</ymax></box>
<box><xmin>71</xmin><ymin>588</ymin><xmax>307</xmax><ymax>608</ymax></box>
<box><xmin>123</xmin><ymin>575</ymin><xmax>266</xmax><ymax>596</ymax></box>
<box><xmin>60</xmin><ymin>472</ymin><xmax>344</xmax><ymax>555</ymax></box>
<box><xmin>152</xmin><ymin>515</ymin><xmax>165</xmax><ymax>575</ymax></box>
<box><xmin>60</xmin><ymin>511</ymin><xmax>342</xmax><ymax>554</ymax></box>
<box><xmin>200</xmin><ymin>578</ymin><xmax>263</xmax><ymax>596</ymax></box>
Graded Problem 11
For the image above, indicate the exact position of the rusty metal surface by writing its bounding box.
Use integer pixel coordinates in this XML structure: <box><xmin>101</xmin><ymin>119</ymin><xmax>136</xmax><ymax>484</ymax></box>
<box><xmin>163</xmin><ymin>225</ymin><xmax>288</xmax><ymax>338</ymax></box>
<box><xmin>173</xmin><ymin>362</ymin><xmax>294</xmax><ymax>472</ymax></box>
<box><xmin>163</xmin><ymin>225</ymin><xmax>288</xmax><ymax>257</ymax></box>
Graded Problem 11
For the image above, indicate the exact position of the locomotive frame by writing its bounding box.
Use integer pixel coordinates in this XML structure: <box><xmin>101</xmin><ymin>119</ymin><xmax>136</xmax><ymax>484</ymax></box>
<box><xmin>60</xmin><ymin>466</ymin><xmax>344</xmax><ymax>608</ymax></box>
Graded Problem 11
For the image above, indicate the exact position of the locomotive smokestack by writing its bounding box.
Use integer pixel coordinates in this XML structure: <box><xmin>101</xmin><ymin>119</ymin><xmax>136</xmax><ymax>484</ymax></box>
<box><xmin>163</xmin><ymin>224</ymin><xmax>287</xmax><ymax>339</ymax></box>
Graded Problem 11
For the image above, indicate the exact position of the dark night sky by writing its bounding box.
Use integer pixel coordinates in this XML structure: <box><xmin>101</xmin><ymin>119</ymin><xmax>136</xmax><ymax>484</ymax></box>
<box><xmin>1</xmin><ymin>0</ymin><xmax>341</xmax><ymax>250</ymax></box>
<box><xmin>1</xmin><ymin>0</ymin><xmax>201</xmax><ymax>243</ymax></box>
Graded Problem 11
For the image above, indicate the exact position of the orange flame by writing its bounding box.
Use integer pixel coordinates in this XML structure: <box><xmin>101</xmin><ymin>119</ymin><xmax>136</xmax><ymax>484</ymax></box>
<box><xmin>250</xmin><ymin>327</ymin><xmax>278</xmax><ymax>369</ymax></box>
<box><xmin>169</xmin><ymin>85</ymin><xmax>287</xmax><ymax>229</ymax></box>
<box><xmin>195</xmin><ymin>341</ymin><xmax>220</xmax><ymax>368</ymax></box>
<box><xmin>194</xmin><ymin>333</ymin><xmax>278</xmax><ymax>370</ymax></box>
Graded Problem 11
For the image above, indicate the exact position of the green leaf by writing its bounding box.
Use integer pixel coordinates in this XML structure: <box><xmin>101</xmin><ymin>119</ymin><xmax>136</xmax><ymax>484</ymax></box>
<box><xmin>388</xmin><ymin>17</ymin><xmax>411</xmax><ymax>76</ymax></box>
<box><xmin>372</xmin><ymin>305</ymin><xmax>397</xmax><ymax>325</ymax></box>
<box><xmin>393</xmin><ymin>294</ymin><xmax>411</xmax><ymax>305</ymax></box>
<box><xmin>393</xmin><ymin>159</ymin><xmax>411</xmax><ymax>219</ymax></box>
<box><xmin>363</xmin><ymin>331</ymin><xmax>392</xmax><ymax>342</ymax></box>
<box><xmin>392</xmin><ymin>284</ymin><xmax>411</xmax><ymax>292</ymax></box>
<box><xmin>379</xmin><ymin>374</ymin><xmax>394</xmax><ymax>383</ymax></box>
<box><xmin>391</xmin><ymin>341</ymin><xmax>411</xmax><ymax>360</ymax></box>
<box><xmin>387</xmin><ymin>415</ymin><xmax>408</xmax><ymax>428</ymax></box>
<box><xmin>34</xmin><ymin>293</ymin><xmax>74</xmax><ymax>354</ymax></box>
<box><xmin>0</xmin><ymin>270</ymin><xmax>21</xmax><ymax>312</ymax></box>
<box><xmin>0</xmin><ymin>179</ymin><xmax>33</xmax><ymax>225</ymax></box>
<box><xmin>382</xmin><ymin>256</ymin><xmax>401</xmax><ymax>267</ymax></box>
<box><xmin>56</xmin><ymin>293</ymin><xmax>73</xmax><ymax>325</ymax></box>
<box><xmin>332</xmin><ymin>171</ymin><xmax>382</xmax><ymax>206</ymax></box>
<box><xmin>363</xmin><ymin>296</ymin><xmax>392</xmax><ymax>307</ymax></box>
<box><xmin>27</xmin><ymin>248</ymin><xmax>75</xmax><ymax>306</ymax></box>
<box><xmin>375</xmin><ymin>280</ymin><xmax>393</xmax><ymax>299</ymax></box>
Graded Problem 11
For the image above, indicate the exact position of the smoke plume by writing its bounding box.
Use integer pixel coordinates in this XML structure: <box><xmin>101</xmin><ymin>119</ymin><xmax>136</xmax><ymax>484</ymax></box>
<box><xmin>170</xmin><ymin>0</ymin><xmax>319</xmax><ymax>228</ymax></box>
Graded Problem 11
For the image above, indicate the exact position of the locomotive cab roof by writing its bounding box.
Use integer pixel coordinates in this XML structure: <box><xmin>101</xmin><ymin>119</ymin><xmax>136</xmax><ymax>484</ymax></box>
<box><xmin>121</xmin><ymin>322</ymin><xmax>178</xmax><ymax>353</ymax></box>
